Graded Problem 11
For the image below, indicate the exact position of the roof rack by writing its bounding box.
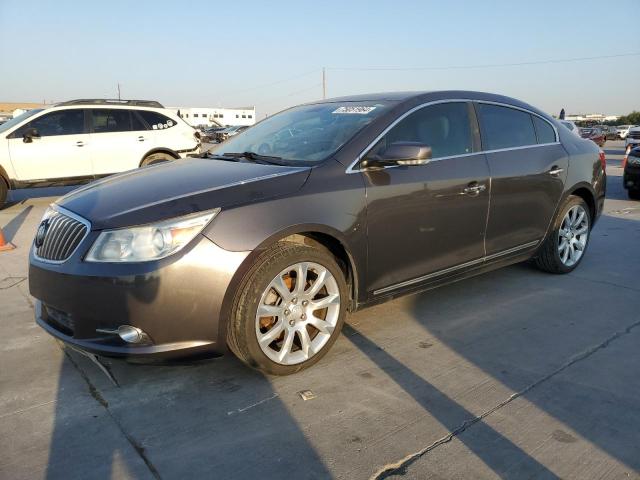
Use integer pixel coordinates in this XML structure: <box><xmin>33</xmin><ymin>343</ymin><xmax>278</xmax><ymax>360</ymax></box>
<box><xmin>56</xmin><ymin>99</ymin><xmax>164</xmax><ymax>108</ymax></box>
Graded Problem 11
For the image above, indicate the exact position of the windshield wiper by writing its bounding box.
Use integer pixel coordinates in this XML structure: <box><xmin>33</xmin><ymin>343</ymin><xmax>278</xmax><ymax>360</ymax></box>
<box><xmin>222</xmin><ymin>151</ymin><xmax>285</xmax><ymax>165</ymax></box>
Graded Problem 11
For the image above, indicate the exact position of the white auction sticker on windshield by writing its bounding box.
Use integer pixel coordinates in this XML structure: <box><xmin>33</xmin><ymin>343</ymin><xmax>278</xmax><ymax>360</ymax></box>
<box><xmin>332</xmin><ymin>106</ymin><xmax>376</xmax><ymax>114</ymax></box>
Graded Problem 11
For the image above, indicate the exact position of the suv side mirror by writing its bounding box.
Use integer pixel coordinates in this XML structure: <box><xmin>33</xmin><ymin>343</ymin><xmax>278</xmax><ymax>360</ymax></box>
<box><xmin>23</xmin><ymin>128</ymin><xmax>40</xmax><ymax>143</ymax></box>
<box><xmin>362</xmin><ymin>141</ymin><xmax>432</xmax><ymax>169</ymax></box>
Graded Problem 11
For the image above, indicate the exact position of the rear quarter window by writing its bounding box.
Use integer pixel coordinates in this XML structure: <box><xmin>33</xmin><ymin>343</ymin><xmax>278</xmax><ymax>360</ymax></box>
<box><xmin>477</xmin><ymin>104</ymin><xmax>537</xmax><ymax>150</ymax></box>
<box><xmin>532</xmin><ymin>116</ymin><xmax>556</xmax><ymax>144</ymax></box>
<box><xmin>137</xmin><ymin>110</ymin><xmax>177</xmax><ymax>130</ymax></box>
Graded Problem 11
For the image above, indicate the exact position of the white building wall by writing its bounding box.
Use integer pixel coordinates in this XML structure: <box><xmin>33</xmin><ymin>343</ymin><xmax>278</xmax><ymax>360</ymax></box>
<box><xmin>168</xmin><ymin>107</ymin><xmax>256</xmax><ymax>127</ymax></box>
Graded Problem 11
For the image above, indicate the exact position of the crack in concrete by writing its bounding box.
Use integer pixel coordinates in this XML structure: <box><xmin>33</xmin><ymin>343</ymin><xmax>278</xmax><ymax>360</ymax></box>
<box><xmin>62</xmin><ymin>348</ymin><xmax>162</xmax><ymax>480</ymax></box>
<box><xmin>371</xmin><ymin>319</ymin><xmax>640</xmax><ymax>479</ymax></box>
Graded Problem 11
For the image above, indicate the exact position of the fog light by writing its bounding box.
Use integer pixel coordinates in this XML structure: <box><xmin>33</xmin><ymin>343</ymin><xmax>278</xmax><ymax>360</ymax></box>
<box><xmin>118</xmin><ymin>325</ymin><xmax>146</xmax><ymax>344</ymax></box>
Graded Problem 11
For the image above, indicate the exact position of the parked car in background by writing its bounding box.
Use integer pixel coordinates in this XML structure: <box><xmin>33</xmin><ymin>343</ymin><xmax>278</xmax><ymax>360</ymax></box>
<box><xmin>559</xmin><ymin>120</ymin><xmax>581</xmax><ymax>137</ymax></box>
<box><xmin>29</xmin><ymin>91</ymin><xmax>605</xmax><ymax>375</ymax></box>
<box><xmin>622</xmin><ymin>146</ymin><xmax>640</xmax><ymax>199</ymax></box>
<box><xmin>625</xmin><ymin>126</ymin><xmax>640</xmax><ymax>154</ymax></box>
<box><xmin>580</xmin><ymin>126</ymin><xmax>606</xmax><ymax>147</ymax></box>
<box><xmin>617</xmin><ymin>125</ymin><xmax>635</xmax><ymax>140</ymax></box>
<box><xmin>596</xmin><ymin>125</ymin><xmax>618</xmax><ymax>140</ymax></box>
<box><xmin>200</xmin><ymin>126</ymin><xmax>226</xmax><ymax>143</ymax></box>
<box><xmin>215</xmin><ymin>125</ymin><xmax>249</xmax><ymax>143</ymax></box>
<box><xmin>0</xmin><ymin>99</ymin><xmax>201</xmax><ymax>208</ymax></box>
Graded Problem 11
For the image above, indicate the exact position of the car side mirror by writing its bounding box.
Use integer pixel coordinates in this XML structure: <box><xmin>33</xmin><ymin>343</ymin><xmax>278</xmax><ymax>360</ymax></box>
<box><xmin>23</xmin><ymin>128</ymin><xmax>40</xmax><ymax>143</ymax></box>
<box><xmin>362</xmin><ymin>142</ymin><xmax>432</xmax><ymax>169</ymax></box>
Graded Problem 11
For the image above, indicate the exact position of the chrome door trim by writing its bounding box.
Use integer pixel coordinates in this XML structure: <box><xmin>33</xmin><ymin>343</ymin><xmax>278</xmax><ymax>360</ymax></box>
<box><xmin>346</xmin><ymin>99</ymin><xmax>560</xmax><ymax>174</ymax></box>
<box><xmin>372</xmin><ymin>239</ymin><xmax>540</xmax><ymax>296</ymax></box>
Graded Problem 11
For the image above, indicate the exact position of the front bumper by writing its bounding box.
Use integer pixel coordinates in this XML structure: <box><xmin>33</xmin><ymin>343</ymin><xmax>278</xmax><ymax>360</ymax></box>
<box><xmin>30</xmin><ymin>234</ymin><xmax>249</xmax><ymax>359</ymax></box>
<box><xmin>623</xmin><ymin>165</ymin><xmax>640</xmax><ymax>191</ymax></box>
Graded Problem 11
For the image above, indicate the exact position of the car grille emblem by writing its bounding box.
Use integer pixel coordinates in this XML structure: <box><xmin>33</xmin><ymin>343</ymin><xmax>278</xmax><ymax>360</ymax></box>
<box><xmin>35</xmin><ymin>220</ymin><xmax>49</xmax><ymax>248</ymax></box>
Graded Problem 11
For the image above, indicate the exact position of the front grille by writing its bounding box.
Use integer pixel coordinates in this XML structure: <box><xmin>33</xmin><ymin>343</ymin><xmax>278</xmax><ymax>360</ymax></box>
<box><xmin>35</xmin><ymin>210</ymin><xmax>88</xmax><ymax>262</ymax></box>
<box><xmin>628</xmin><ymin>131</ymin><xmax>640</xmax><ymax>140</ymax></box>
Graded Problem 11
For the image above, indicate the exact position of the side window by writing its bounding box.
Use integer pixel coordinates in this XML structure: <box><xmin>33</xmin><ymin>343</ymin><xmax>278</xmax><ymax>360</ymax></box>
<box><xmin>16</xmin><ymin>109</ymin><xmax>85</xmax><ymax>137</ymax></box>
<box><xmin>368</xmin><ymin>102</ymin><xmax>474</xmax><ymax>160</ymax></box>
<box><xmin>477</xmin><ymin>104</ymin><xmax>537</xmax><ymax>150</ymax></box>
<box><xmin>532</xmin><ymin>116</ymin><xmax>556</xmax><ymax>144</ymax></box>
<box><xmin>91</xmin><ymin>109</ymin><xmax>131</xmax><ymax>133</ymax></box>
<box><xmin>137</xmin><ymin>110</ymin><xmax>176</xmax><ymax>130</ymax></box>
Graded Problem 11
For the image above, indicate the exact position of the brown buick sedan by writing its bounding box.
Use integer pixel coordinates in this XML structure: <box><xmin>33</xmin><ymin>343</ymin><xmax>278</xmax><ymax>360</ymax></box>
<box><xmin>30</xmin><ymin>91</ymin><xmax>606</xmax><ymax>375</ymax></box>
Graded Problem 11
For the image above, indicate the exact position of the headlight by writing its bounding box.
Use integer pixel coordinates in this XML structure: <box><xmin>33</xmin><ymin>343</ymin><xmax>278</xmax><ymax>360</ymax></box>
<box><xmin>85</xmin><ymin>209</ymin><xmax>219</xmax><ymax>263</ymax></box>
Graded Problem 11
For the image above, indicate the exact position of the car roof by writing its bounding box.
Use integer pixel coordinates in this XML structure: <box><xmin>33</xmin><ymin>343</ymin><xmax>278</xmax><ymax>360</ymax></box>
<box><xmin>305</xmin><ymin>90</ymin><xmax>552</xmax><ymax>119</ymax></box>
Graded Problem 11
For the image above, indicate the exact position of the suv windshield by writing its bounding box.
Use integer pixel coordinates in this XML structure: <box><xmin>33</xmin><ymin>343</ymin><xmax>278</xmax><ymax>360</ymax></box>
<box><xmin>0</xmin><ymin>109</ymin><xmax>44</xmax><ymax>134</ymax></box>
<box><xmin>208</xmin><ymin>101</ymin><xmax>393</xmax><ymax>163</ymax></box>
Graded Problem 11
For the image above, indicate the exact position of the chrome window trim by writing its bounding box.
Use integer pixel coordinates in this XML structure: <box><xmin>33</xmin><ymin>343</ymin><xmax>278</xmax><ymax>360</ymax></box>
<box><xmin>345</xmin><ymin>99</ymin><xmax>560</xmax><ymax>174</ymax></box>
<box><xmin>33</xmin><ymin>205</ymin><xmax>92</xmax><ymax>265</ymax></box>
<box><xmin>373</xmin><ymin>239</ymin><xmax>539</xmax><ymax>296</ymax></box>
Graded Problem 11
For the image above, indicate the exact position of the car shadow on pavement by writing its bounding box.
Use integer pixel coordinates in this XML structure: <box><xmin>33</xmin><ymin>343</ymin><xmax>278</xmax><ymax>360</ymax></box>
<box><xmin>399</xmin><ymin>212</ymin><xmax>640</xmax><ymax>476</ymax></box>
<box><xmin>1</xmin><ymin>205</ymin><xmax>32</xmax><ymax>244</ymax></box>
<box><xmin>45</xmin><ymin>349</ymin><xmax>332</xmax><ymax>480</ymax></box>
<box><xmin>342</xmin><ymin>324</ymin><xmax>559</xmax><ymax>479</ymax></box>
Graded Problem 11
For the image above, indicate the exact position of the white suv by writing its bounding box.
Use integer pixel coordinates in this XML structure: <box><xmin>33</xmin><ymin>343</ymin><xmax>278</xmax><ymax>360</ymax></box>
<box><xmin>625</xmin><ymin>126</ymin><xmax>640</xmax><ymax>154</ymax></box>
<box><xmin>0</xmin><ymin>99</ymin><xmax>200</xmax><ymax>207</ymax></box>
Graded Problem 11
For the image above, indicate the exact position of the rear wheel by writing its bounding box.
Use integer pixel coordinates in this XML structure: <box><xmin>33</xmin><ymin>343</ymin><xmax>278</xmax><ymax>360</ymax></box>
<box><xmin>141</xmin><ymin>152</ymin><xmax>175</xmax><ymax>166</ymax></box>
<box><xmin>0</xmin><ymin>180</ymin><xmax>7</xmax><ymax>209</ymax></box>
<box><xmin>535</xmin><ymin>196</ymin><xmax>591</xmax><ymax>274</ymax></box>
<box><xmin>227</xmin><ymin>242</ymin><xmax>347</xmax><ymax>375</ymax></box>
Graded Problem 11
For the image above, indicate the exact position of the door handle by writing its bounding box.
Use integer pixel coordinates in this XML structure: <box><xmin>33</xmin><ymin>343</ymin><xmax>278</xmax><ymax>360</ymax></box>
<box><xmin>75</xmin><ymin>141</ymin><xmax>85</xmax><ymax>147</ymax></box>
<box><xmin>463</xmin><ymin>183</ymin><xmax>486</xmax><ymax>196</ymax></box>
<box><xmin>548</xmin><ymin>166</ymin><xmax>564</xmax><ymax>176</ymax></box>
<box><xmin>137</xmin><ymin>136</ymin><xmax>145</xmax><ymax>142</ymax></box>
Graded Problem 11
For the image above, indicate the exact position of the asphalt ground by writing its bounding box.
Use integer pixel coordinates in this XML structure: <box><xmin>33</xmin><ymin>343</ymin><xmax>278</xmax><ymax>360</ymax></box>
<box><xmin>0</xmin><ymin>140</ymin><xmax>638</xmax><ymax>479</ymax></box>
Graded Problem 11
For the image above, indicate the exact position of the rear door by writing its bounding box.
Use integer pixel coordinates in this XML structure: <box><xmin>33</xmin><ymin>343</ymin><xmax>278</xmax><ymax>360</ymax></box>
<box><xmin>89</xmin><ymin>109</ymin><xmax>149</xmax><ymax>175</ymax></box>
<box><xmin>476</xmin><ymin>103</ymin><xmax>568</xmax><ymax>256</ymax></box>
<box><xmin>8</xmin><ymin>108</ymin><xmax>91</xmax><ymax>181</ymax></box>
<box><xmin>362</xmin><ymin>101</ymin><xmax>490</xmax><ymax>295</ymax></box>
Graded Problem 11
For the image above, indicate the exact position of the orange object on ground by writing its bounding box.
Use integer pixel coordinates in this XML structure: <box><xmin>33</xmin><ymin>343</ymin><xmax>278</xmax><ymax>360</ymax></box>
<box><xmin>0</xmin><ymin>227</ymin><xmax>15</xmax><ymax>251</ymax></box>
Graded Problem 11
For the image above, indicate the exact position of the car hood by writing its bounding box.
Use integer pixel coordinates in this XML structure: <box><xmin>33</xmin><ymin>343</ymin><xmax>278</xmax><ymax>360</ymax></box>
<box><xmin>57</xmin><ymin>159</ymin><xmax>311</xmax><ymax>230</ymax></box>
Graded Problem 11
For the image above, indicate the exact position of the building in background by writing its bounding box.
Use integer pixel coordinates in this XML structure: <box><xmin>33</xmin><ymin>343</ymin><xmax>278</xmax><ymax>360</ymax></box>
<box><xmin>0</xmin><ymin>102</ymin><xmax>47</xmax><ymax>121</ymax></box>
<box><xmin>169</xmin><ymin>106</ymin><xmax>256</xmax><ymax>128</ymax></box>
<box><xmin>565</xmin><ymin>113</ymin><xmax>620</xmax><ymax>123</ymax></box>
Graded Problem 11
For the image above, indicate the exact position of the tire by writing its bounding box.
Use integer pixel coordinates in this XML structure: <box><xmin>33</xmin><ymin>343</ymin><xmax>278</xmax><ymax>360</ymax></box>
<box><xmin>227</xmin><ymin>241</ymin><xmax>348</xmax><ymax>375</ymax></box>
<box><xmin>628</xmin><ymin>189</ymin><xmax>640</xmax><ymax>200</ymax></box>
<box><xmin>0</xmin><ymin>180</ymin><xmax>7</xmax><ymax>209</ymax></box>
<box><xmin>534</xmin><ymin>195</ymin><xmax>591</xmax><ymax>274</ymax></box>
<box><xmin>140</xmin><ymin>152</ymin><xmax>175</xmax><ymax>167</ymax></box>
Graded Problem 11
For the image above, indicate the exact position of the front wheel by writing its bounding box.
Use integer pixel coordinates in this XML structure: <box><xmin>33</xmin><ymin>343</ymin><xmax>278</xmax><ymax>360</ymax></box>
<box><xmin>227</xmin><ymin>242</ymin><xmax>348</xmax><ymax>375</ymax></box>
<box><xmin>141</xmin><ymin>152</ymin><xmax>175</xmax><ymax>166</ymax></box>
<box><xmin>534</xmin><ymin>196</ymin><xmax>591</xmax><ymax>274</ymax></box>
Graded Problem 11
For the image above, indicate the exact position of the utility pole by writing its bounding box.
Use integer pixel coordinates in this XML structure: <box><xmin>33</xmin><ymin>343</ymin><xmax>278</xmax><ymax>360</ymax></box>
<box><xmin>117</xmin><ymin>83</ymin><xmax>121</xmax><ymax>100</ymax></box>
<box><xmin>322</xmin><ymin>67</ymin><xmax>326</xmax><ymax>99</ymax></box>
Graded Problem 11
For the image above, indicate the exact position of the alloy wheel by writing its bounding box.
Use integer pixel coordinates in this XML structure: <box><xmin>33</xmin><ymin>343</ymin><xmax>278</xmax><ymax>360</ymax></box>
<box><xmin>558</xmin><ymin>205</ymin><xmax>589</xmax><ymax>267</ymax></box>
<box><xmin>255</xmin><ymin>262</ymin><xmax>340</xmax><ymax>365</ymax></box>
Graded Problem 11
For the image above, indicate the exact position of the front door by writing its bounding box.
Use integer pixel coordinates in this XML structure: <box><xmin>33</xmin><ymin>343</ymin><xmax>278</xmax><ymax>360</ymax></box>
<box><xmin>361</xmin><ymin>101</ymin><xmax>490</xmax><ymax>295</ymax></box>
<box><xmin>475</xmin><ymin>103</ymin><xmax>568</xmax><ymax>256</ymax></box>
<box><xmin>8</xmin><ymin>109</ymin><xmax>91</xmax><ymax>181</ymax></box>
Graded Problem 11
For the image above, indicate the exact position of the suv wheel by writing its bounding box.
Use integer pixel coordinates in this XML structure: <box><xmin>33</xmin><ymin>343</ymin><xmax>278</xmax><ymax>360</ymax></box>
<box><xmin>227</xmin><ymin>242</ymin><xmax>347</xmax><ymax>375</ymax></box>
<box><xmin>535</xmin><ymin>195</ymin><xmax>591</xmax><ymax>274</ymax></box>
<box><xmin>141</xmin><ymin>152</ymin><xmax>175</xmax><ymax>166</ymax></box>
<box><xmin>0</xmin><ymin>180</ymin><xmax>7</xmax><ymax>209</ymax></box>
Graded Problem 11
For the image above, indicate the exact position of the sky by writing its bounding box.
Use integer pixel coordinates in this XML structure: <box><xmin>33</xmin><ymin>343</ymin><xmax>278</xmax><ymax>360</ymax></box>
<box><xmin>1</xmin><ymin>0</ymin><xmax>639</xmax><ymax>118</ymax></box>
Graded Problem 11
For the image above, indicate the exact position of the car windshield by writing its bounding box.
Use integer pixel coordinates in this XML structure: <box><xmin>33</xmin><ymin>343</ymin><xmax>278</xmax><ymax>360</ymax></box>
<box><xmin>208</xmin><ymin>101</ymin><xmax>393</xmax><ymax>163</ymax></box>
<box><xmin>0</xmin><ymin>109</ymin><xmax>44</xmax><ymax>134</ymax></box>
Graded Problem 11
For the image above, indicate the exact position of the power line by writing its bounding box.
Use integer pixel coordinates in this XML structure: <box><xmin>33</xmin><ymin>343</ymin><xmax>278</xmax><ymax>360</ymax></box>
<box><xmin>222</xmin><ymin>69</ymin><xmax>320</xmax><ymax>96</ymax></box>
<box><xmin>328</xmin><ymin>52</ymin><xmax>640</xmax><ymax>72</ymax></box>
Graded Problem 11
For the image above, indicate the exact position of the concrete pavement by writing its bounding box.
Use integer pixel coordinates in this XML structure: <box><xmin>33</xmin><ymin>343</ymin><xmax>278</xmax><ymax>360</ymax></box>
<box><xmin>0</xmin><ymin>141</ymin><xmax>638</xmax><ymax>479</ymax></box>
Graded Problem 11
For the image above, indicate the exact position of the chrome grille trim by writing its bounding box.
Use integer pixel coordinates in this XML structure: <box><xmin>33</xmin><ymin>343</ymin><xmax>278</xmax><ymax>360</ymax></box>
<box><xmin>34</xmin><ymin>206</ymin><xmax>91</xmax><ymax>263</ymax></box>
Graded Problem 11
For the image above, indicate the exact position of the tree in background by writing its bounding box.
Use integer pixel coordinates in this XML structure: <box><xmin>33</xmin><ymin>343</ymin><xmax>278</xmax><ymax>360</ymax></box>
<box><xmin>604</xmin><ymin>111</ymin><xmax>640</xmax><ymax>126</ymax></box>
